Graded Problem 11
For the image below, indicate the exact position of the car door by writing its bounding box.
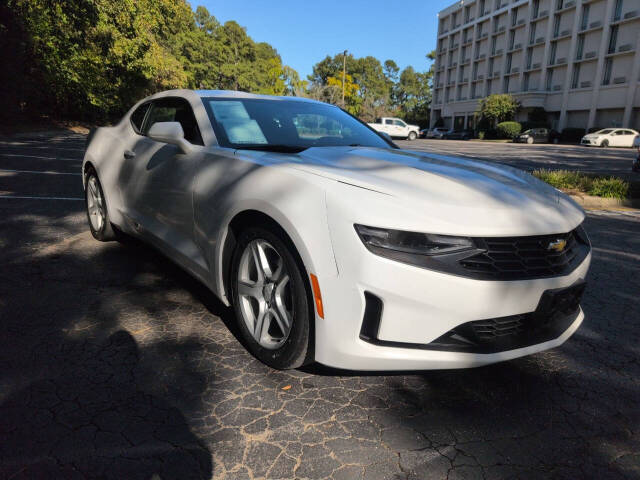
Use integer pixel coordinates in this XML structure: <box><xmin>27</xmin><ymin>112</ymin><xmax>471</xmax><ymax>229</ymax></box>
<box><xmin>610</xmin><ymin>130</ymin><xmax>624</xmax><ymax>147</ymax></box>
<box><xmin>622</xmin><ymin>130</ymin><xmax>635</xmax><ymax>147</ymax></box>
<box><xmin>383</xmin><ymin>119</ymin><xmax>395</xmax><ymax>135</ymax></box>
<box><xmin>121</xmin><ymin>97</ymin><xmax>205</xmax><ymax>267</ymax></box>
<box><xmin>394</xmin><ymin>119</ymin><xmax>407</xmax><ymax>137</ymax></box>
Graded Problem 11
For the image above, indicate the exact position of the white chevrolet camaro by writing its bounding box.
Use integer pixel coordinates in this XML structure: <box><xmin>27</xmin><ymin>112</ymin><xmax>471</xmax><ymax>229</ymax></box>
<box><xmin>83</xmin><ymin>90</ymin><xmax>591</xmax><ymax>371</ymax></box>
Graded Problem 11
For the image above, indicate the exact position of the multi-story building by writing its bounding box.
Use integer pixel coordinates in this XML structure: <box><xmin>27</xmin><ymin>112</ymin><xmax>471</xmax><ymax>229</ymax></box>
<box><xmin>430</xmin><ymin>0</ymin><xmax>640</xmax><ymax>132</ymax></box>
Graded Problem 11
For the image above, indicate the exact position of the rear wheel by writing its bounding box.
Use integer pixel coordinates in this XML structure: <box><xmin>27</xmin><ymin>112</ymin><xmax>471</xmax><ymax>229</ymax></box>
<box><xmin>85</xmin><ymin>169</ymin><xmax>117</xmax><ymax>241</ymax></box>
<box><xmin>527</xmin><ymin>137</ymin><xmax>534</xmax><ymax>144</ymax></box>
<box><xmin>230</xmin><ymin>226</ymin><xmax>312</xmax><ymax>370</ymax></box>
<box><xmin>408</xmin><ymin>131</ymin><xmax>417</xmax><ymax>141</ymax></box>
<box><xmin>601</xmin><ymin>139</ymin><xmax>609</xmax><ymax>148</ymax></box>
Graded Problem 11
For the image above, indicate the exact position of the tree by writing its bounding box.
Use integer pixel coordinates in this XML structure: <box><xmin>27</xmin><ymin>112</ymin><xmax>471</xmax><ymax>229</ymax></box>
<box><xmin>477</xmin><ymin>94</ymin><xmax>520</xmax><ymax>124</ymax></box>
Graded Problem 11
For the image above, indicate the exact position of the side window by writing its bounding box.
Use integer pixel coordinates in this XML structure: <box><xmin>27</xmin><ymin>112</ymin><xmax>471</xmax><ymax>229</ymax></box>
<box><xmin>130</xmin><ymin>103</ymin><xmax>150</xmax><ymax>134</ymax></box>
<box><xmin>384</xmin><ymin>119</ymin><xmax>394</xmax><ymax>125</ymax></box>
<box><xmin>394</xmin><ymin>120</ymin><xmax>406</xmax><ymax>127</ymax></box>
<box><xmin>143</xmin><ymin>98</ymin><xmax>204</xmax><ymax>146</ymax></box>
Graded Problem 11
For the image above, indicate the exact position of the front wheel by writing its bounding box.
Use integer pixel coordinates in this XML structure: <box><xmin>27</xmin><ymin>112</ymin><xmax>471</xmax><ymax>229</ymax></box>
<box><xmin>601</xmin><ymin>140</ymin><xmax>609</xmax><ymax>148</ymax></box>
<box><xmin>527</xmin><ymin>137</ymin><xmax>534</xmax><ymax>144</ymax></box>
<box><xmin>407</xmin><ymin>131</ymin><xmax>417</xmax><ymax>141</ymax></box>
<box><xmin>85</xmin><ymin>169</ymin><xmax>117</xmax><ymax>241</ymax></box>
<box><xmin>230</xmin><ymin>226</ymin><xmax>312</xmax><ymax>370</ymax></box>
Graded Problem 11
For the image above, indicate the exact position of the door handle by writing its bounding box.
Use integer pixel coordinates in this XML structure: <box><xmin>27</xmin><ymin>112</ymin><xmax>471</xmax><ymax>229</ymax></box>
<box><xmin>124</xmin><ymin>150</ymin><xmax>136</xmax><ymax>159</ymax></box>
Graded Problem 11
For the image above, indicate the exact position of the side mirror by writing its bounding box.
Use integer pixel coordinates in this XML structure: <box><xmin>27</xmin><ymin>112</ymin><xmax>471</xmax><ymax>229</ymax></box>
<box><xmin>147</xmin><ymin>122</ymin><xmax>193</xmax><ymax>154</ymax></box>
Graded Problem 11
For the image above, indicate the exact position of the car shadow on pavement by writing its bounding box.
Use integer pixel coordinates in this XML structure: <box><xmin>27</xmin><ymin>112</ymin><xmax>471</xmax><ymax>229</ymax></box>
<box><xmin>0</xmin><ymin>219</ymin><xmax>215</xmax><ymax>479</ymax></box>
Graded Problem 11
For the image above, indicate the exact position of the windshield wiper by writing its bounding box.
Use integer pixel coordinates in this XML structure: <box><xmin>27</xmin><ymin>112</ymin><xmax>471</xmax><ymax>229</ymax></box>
<box><xmin>234</xmin><ymin>144</ymin><xmax>308</xmax><ymax>153</ymax></box>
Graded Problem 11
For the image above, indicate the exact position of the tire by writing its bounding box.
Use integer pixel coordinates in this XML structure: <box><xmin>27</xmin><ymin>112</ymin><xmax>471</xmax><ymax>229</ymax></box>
<box><xmin>601</xmin><ymin>140</ymin><xmax>609</xmax><ymax>148</ymax></box>
<box><xmin>408</xmin><ymin>131</ymin><xmax>417</xmax><ymax>141</ymax></box>
<box><xmin>230</xmin><ymin>225</ymin><xmax>312</xmax><ymax>370</ymax></box>
<box><xmin>527</xmin><ymin>137</ymin><xmax>534</xmax><ymax>144</ymax></box>
<box><xmin>85</xmin><ymin>168</ymin><xmax>117</xmax><ymax>241</ymax></box>
<box><xmin>553</xmin><ymin>138</ymin><xmax>559</xmax><ymax>144</ymax></box>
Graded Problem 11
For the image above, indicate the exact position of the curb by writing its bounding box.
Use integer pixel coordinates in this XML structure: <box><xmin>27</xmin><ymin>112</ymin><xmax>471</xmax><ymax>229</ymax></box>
<box><xmin>569</xmin><ymin>194</ymin><xmax>640</xmax><ymax>209</ymax></box>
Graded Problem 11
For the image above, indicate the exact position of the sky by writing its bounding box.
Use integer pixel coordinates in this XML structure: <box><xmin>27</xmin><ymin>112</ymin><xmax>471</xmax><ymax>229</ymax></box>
<box><xmin>194</xmin><ymin>0</ymin><xmax>454</xmax><ymax>80</ymax></box>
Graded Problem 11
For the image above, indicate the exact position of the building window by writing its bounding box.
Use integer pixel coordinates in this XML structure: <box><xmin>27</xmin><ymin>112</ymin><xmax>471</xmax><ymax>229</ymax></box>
<box><xmin>503</xmin><ymin>75</ymin><xmax>510</xmax><ymax>93</ymax></box>
<box><xmin>576</xmin><ymin>34</ymin><xmax>585</xmax><ymax>60</ymax></box>
<box><xmin>452</xmin><ymin>11</ymin><xmax>458</xmax><ymax>27</ymax></box>
<box><xmin>524</xmin><ymin>72</ymin><xmax>530</xmax><ymax>91</ymax></box>
<box><xmin>491</xmin><ymin>36</ymin><xmax>497</xmax><ymax>55</ymax></box>
<box><xmin>546</xmin><ymin>69</ymin><xmax>554</xmax><ymax>90</ymax></box>
<box><xmin>581</xmin><ymin>4</ymin><xmax>590</xmax><ymax>30</ymax></box>
<box><xmin>530</xmin><ymin>22</ymin><xmax>537</xmax><ymax>44</ymax></box>
<box><xmin>472</xmin><ymin>62</ymin><xmax>479</xmax><ymax>80</ymax></box>
<box><xmin>550</xmin><ymin>42</ymin><xmax>558</xmax><ymax>65</ymax></box>
<box><xmin>557</xmin><ymin>0</ymin><xmax>564</xmax><ymax>10</ymax></box>
<box><xmin>553</xmin><ymin>15</ymin><xmax>561</xmax><ymax>37</ymax></box>
<box><xmin>471</xmin><ymin>83</ymin><xmax>477</xmax><ymax>98</ymax></box>
<box><xmin>506</xmin><ymin>53</ymin><xmax>513</xmax><ymax>72</ymax></box>
<box><xmin>486</xmin><ymin>79</ymin><xmax>492</xmax><ymax>96</ymax></box>
<box><xmin>571</xmin><ymin>63</ymin><xmax>581</xmax><ymax>88</ymax></box>
<box><xmin>602</xmin><ymin>58</ymin><xmax>613</xmax><ymax>85</ymax></box>
<box><xmin>532</xmin><ymin>0</ymin><xmax>540</xmax><ymax>19</ymax></box>
<box><xmin>465</xmin><ymin>6</ymin><xmax>471</xmax><ymax>23</ymax></box>
<box><xmin>489</xmin><ymin>57</ymin><xmax>495</xmax><ymax>76</ymax></box>
<box><xmin>608</xmin><ymin>25</ymin><xmax>619</xmax><ymax>54</ymax></box>
<box><xmin>613</xmin><ymin>0</ymin><xmax>623</xmax><ymax>21</ymax></box>
<box><xmin>509</xmin><ymin>30</ymin><xmax>516</xmax><ymax>49</ymax></box>
<box><xmin>479</xmin><ymin>0</ymin><xmax>486</xmax><ymax>16</ymax></box>
<box><xmin>526</xmin><ymin>48</ymin><xmax>533</xmax><ymax>69</ymax></box>
<box><xmin>512</xmin><ymin>8</ymin><xmax>519</xmax><ymax>26</ymax></box>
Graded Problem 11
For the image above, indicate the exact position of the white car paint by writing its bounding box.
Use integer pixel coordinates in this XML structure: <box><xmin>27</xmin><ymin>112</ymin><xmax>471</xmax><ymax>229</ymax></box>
<box><xmin>368</xmin><ymin>117</ymin><xmax>420</xmax><ymax>140</ymax></box>
<box><xmin>581</xmin><ymin>128</ymin><xmax>639</xmax><ymax>147</ymax></box>
<box><xmin>83</xmin><ymin>89</ymin><xmax>591</xmax><ymax>371</ymax></box>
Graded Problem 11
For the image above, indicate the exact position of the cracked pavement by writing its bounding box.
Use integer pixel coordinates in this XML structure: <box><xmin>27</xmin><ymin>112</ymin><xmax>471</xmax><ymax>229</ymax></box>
<box><xmin>0</xmin><ymin>133</ymin><xmax>639</xmax><ymax>479</ymax></box>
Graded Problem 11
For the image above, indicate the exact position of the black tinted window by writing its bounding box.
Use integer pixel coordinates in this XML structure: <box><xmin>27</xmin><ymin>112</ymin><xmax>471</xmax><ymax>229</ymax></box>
<box><xmin>130</xmin><ymin>103</ymin><xmax>150</xmax><ymax>134</ymax></box>
<box><xmin>143</xmin><ymin>98</ymin><xmax>203</xmax><ymax>145</ymax></box>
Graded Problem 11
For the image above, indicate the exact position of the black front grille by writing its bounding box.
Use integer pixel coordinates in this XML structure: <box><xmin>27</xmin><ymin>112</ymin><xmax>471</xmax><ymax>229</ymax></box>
<box><xmin>460</xmin><ymin>229</ymin><xmax>589</xmax><ymax>280</ymax></box>
<box><xmin>429</xmin><ymin>281</ymin><xmax>586</xmax><ymax>353</ymax></box>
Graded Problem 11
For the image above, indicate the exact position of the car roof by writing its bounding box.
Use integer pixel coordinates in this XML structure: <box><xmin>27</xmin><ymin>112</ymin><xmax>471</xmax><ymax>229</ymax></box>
<box><xmin>138</xmin><ymin>89</ymin><xmax>328</xmax><ymax>106</ymax></box>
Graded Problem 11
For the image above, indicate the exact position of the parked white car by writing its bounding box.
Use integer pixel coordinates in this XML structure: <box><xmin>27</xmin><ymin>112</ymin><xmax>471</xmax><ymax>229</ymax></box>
<box><xmin>581</xmin><ymin>128</ymin><xmax>639</xmax><ymax>148</ymax></box>
<box><xmin>83</xmin><ymin>89</ymin><xmax>591</xmax><ymax>371</ymax></box>
<box><xmin>426</xmin><ymin>127</ymin><xmax>449</xmax><ymax>139</ymax></box>
<box><xmin>368</xmin><ymin>117</ymin><xmax>420</xmax><ymax>140</ymax></box>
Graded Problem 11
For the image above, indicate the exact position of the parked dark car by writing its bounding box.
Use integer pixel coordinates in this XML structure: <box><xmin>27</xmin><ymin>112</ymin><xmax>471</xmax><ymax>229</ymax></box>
<box><xmin>443</xmin><ymin>129</ymin><xmax>474</xmax><ymax>140</ymax></box>
<box><xmin>514</xmin><ymin>128</ymin><xmax>561</xmax><ymax>144</ymax></box>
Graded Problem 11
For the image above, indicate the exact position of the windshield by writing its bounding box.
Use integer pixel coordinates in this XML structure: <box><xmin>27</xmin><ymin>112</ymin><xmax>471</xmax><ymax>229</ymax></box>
<box><xmin>202</xmin><ymin>97</ymin><xmax>392</xmax><ymax>151</ymax></box>
<box><xmin>523</xmin><ymin>129</ymin><xmax>532</xmax><ymax>134</ymax></box>
<box><xmin>597</xmin><ymin>129</ymin><xmax>614</xmax><ymax>134</ymax></box>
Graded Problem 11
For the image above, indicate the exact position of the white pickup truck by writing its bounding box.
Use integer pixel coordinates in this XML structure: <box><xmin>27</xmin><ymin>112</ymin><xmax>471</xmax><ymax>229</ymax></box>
<box><xmin>368</xmin><ymin>117</ymin><xmax>420</xmax><ymax>140</ymax></box>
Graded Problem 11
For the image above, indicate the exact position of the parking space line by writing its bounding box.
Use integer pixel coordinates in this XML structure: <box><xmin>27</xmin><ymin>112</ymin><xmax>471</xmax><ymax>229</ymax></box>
<box><xmin>0</xmin><ymin>195</ymin><xmax>83</xmax><ymax>201</ymax></box>
<box><xmin>0</xmin><ymin>153</ymin><xmax>81</xmax><ymax>161</ymax></box>
<box><xmin>0</xmin><ymin>169</ymin><xmax>81</xmax><ymax>176</ymax></box>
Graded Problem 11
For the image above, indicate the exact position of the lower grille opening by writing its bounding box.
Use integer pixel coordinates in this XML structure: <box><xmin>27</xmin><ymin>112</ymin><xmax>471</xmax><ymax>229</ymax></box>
<box><xmin>359</xmin><ymin>292</ymin><xmax>383</xmax><ymax>342</ymax></box>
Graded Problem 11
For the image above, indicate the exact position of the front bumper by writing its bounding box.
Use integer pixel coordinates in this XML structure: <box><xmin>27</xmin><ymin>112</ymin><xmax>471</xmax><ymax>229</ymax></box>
<box><xmin>316</xmin><ymin>194</ymin><xmax>591</xmax><ymax>370</ymax></box>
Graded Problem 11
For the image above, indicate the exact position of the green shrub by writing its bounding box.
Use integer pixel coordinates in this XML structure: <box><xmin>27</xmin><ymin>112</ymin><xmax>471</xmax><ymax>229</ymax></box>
<box><xmin>588</xmin><ymin>177</ymin><xmax>629</xmax><ymax>198</ymax></box>
<box><xmin>496</xmin><ymin>121</ymin><xmax>522</xmax><ymax>139</ymax></box>
<box><xmin>478</xmin><ymin>131</ymin><xmax>486</xmax><ymax>140</ymax></box>
<box><xmin>532</xmin><ymin>169</ymin><xmax>629</xmax><ymax>199</ymax></box>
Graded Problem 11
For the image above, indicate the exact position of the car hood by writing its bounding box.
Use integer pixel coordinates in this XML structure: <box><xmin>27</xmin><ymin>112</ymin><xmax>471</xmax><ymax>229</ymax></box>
<box><xmin>236</xmin><ymin>146</ymin><xmax>585</xmax><ymax>235</ymax></box>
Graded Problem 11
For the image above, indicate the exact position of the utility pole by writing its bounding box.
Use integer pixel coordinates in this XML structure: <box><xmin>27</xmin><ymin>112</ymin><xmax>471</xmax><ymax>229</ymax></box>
<box><xmin>342</xmin><ymin>50</ymin><xmax>347</xmax><ymax>108</ymax></box>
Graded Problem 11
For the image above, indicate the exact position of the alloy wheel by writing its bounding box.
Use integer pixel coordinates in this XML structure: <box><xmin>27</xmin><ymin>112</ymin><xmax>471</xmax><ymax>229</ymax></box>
<box><xmin>236</xmin><ymin>239</ymin><xmax>294</xmax><ymax>349</ymax></box>
<box><xmin>87</xmin><ymin>176</ymin><xmax>105</xmax><ymax>232</ymax></box>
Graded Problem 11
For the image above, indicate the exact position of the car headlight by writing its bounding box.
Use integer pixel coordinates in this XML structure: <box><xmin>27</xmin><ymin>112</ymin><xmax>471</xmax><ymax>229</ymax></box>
<box><xmin>354</xmin><ymin>224</ymin><xmax>483</xmax><ymax>272</ymax></box>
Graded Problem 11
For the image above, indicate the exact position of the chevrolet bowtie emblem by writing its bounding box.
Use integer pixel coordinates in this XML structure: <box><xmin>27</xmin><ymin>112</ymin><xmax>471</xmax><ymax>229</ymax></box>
<box><xmin>548</xmin><ymin>239</ymin><xmax>567</xmax><ymax>252</ymax></box>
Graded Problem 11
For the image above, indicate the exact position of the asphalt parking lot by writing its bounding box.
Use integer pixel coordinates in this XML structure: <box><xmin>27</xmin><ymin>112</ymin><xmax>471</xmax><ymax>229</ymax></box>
<box><xmin>397</xmin><ymin>139</ymin><xmax>638</xmax><ymax>180</ymax></box>
<box><xmin>1</xmin><ymin>133</ymin><xmax>639</xmax><ymax>479</ymax></box>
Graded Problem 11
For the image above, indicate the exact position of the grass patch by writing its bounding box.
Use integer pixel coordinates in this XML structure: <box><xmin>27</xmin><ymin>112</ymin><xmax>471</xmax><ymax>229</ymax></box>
<box><xmin>532</xmin><ymin>169</ymin><xmax>630</xmax><ymax>199</ymax></box>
